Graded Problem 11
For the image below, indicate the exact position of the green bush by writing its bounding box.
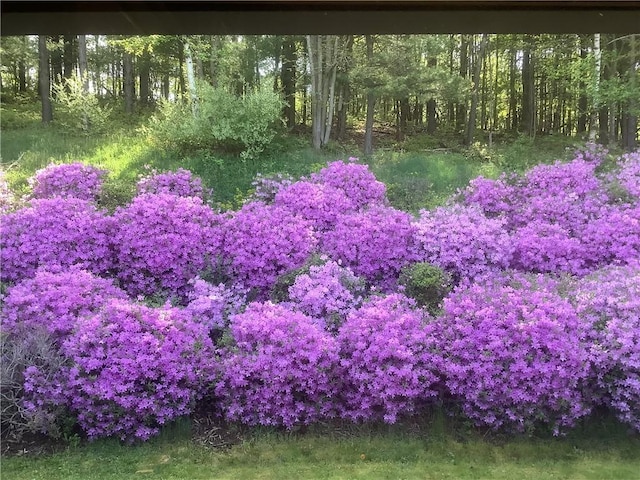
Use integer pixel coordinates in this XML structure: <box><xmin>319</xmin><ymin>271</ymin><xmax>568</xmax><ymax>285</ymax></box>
<box><xmin>149</xmin><ymin>83</ymin><xmax>284</xmax><ymax>160</ymax></box>
<box><xmin>53</xmin><ymin>76</ymin><xmax>111</xmax><ymax>134</ymax></box>
<box><xmin>399</xmin><ymin>262</ymin><xmax>451</xmax><ymax>314</ymax></box>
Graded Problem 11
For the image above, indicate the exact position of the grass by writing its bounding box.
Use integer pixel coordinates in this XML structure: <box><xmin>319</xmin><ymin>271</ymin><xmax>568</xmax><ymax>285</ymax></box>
<box><xmin>1</xmin><ymin>100</ymin><xmax>579</xmax><ymax>213</ymax></box>
<box><xmin>3</xmin><ymin>413</ymin><xmax>640</xmax><ymax>480</ymax></box>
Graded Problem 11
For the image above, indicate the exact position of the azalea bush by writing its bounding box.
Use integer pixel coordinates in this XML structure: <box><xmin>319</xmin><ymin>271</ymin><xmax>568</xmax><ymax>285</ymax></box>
<box><xmin>1</xmin><ymin>268</ymin><xmax>127</xmax><ymax>342</ymax></box>
<box><xmin>136</xmin><ymin>168</ymin><xmax>213</xmax><ymax>202</ymax></box>
<box><xmin>0</xmin><ymin>197</ymin><xmax>114</xmax><ymax>284</ymax></box>
<box><xmin>184</xmin><ymin>277</ymin><xmax>248</xmax><ymax>332</ymax></box>
<box><xmin>28</xmin><ymin>163</ymin><xmax>107</xmax><ymax>202</ymax></box>
<box><xmin>436</xmin><ymin>273</ymin><xmax>592</xmax><ymax>435</ymax></box>
<box><xmin>287</xmin><ymin>259</ymin><xmax>366</xmax><ymax>329</ymax></box>
<box><xmin>310</xmin><ymin>159</ymin><xmax>387</xmax><ymax>210</ymax></box>
<box><xmin>336</xmin><ymin>294</ymin><xmax>440</xmax><ymax>424</ymax></box>
<box><xmin>274</xmin><ymin>181</ymin><xmax>356</xmax><ymax>232</ymax></box>
<box><xmin>413</xmin><ymin>204</ymin><xmax>513</xmax><ymax>283</ymax></box>
<box><xmin>112</xmin><ymin>193</ymin><xmax>224</xmax><ymax>299</ymax></box>
<box><xmin>221</xmin><ymin>202</ymin><xmax>317</xmax><ymax>298</ymax></box>
<box><xmin>571</xmin><ymin>264</ymin><xmax>640</xmax><ymax>432</ymax></box>
<box><xmin>321</xmin><ymin>205</ymin><xmax>418</xmax><ymax>291</ymax></box>
<box><xmin>215</xmin><ymin>302</ymin><xmax>340</xmax><ymax>428</ymax></box>
<box><xmin>61</xmin><ymin>299</ymin><xmax>216</xmax><ymax>442</ymax></box>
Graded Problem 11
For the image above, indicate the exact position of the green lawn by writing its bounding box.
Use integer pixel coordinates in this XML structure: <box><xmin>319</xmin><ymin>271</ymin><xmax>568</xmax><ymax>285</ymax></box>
<box><xmin>4</xmin><ymin>416</ymin><xmax>640</xmax><ymax>480</ymax></box>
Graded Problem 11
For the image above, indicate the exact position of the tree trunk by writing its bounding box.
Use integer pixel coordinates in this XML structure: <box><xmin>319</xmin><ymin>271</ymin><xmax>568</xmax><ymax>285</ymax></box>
<box><xmin>621</xmin><ymin>36</ymin><xmax>638</xmax><ymax>151</ymax></box>
<box><xmin>63</xmin><ymin>35</ymin><xmax>75</xmax><ymax>81</ymax></box>
<box><xmin>465</xmin><ymin>34</ymin><xmax>488</xmax><ymax>145</ymax></box>
<box><xmin>78</xmin><ymin>35</ymin><xmax>88</xmax><ymax>90</ymax></box>
<box><xmin>589</xmin><ymin>33</ymin><xmax>601</xmax><ymax>143</ymax></box>
<box><xmin>508</xmin><ymin>47</ymin><xmax>518</xmax><ymax>131</ymax></box>
<box><xmin>139</xmin><ymin>49</ymin><xmax>151</xmax><ymax>105</ymax></box>
<box><xmin>281</xmin><ymin>36</ymin><xmax>297</xmax><ymax>129</ymax></box>
<box><xmin>50</xmin><ymin>36</ymin><xmax>63</xmax><ymax>99</ymax></box>
<box><xmin>521</xmin><ymin>37</ymin><xmax>535</xmax><ymax>136</ymax></box>
<box><xmin>18</xmin><ymin>36</ymin><xmax>28</xmax><ymax>93</ymax></box>
<box><xmin>38</xmin><ymin>36</ymin><xmax>53</xmax><ymax>123</ymax></box>
<box><xmin>307</xmin><ymin>35</ymin><xmax>339</xmax><ymax>149</ymax></box>
<box><xmin>427</xmin><ymin>56</ymin><xmax>437</xmax><ymax>134</ymax></box>
<box><xmin>577</xmin><ymin>36</ymin><xmax>589</xmax><ymax>134</ymax></box>
<box><xmin>456</xmin><ymin>35</ymin><xmax>469</xmax><ymax>133</ymax></box>
<box><xmin>364</xmin><ymin>34</ymin><xmax>376</xmax><ymax>156</ymax></box>
<box><xmin>184</xmin><ymin>39</ymin><xmax>199</xmax><ymax>116</ymax></box>
<box><xmin>123</xmin><ymin>51</ymin><xmax>135</xmax><ymax>114</ymax></box>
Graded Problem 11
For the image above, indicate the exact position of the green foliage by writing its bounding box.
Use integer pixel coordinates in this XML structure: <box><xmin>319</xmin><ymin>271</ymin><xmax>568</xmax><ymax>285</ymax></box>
<box><xmin>149</xmin><ymin>83</ymin><xmax>284</xmax><ymax>160</ymax></box>
<box><xmin>399</xmin><ymin>262</ymin><xmax>451</xmax><ymax>314</ymax></box>
<box><xmin>53</xmin><ymin>76</ymin><xmax>112</xmax><ymax>135</ymax></box>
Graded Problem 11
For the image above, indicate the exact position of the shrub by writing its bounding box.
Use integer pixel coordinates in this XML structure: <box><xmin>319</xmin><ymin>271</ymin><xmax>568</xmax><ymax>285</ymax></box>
<box><xmin>398</xmin><ymin>262</ymin><xmax>452</xmax><ymax>314</ymax></box>
<box><xmin>437</xmin><ymin>273</ymin><xmax>592</xmax><ymax>435</ymax></box>
<box><xmin>136</xmin><ymin>168</ymin><xmax>212</xmax><ymax>202</ymax></box>
<box><xmin>1</xmin><ymin>330</ymin><xmax>69</xmax><ymax>441</ymax></box>
<box><xmin>0</xmin><ymin>197</ymin><xmax>114</xmax><ymax>284</ymax></box>
<box><xmin>62</xmin><ymin>299</ymin><xmax>216</xmax><ymax>442</ymax></box>
<box><xmin>1</xmin><ymin>268</ymin><xmax>127</xmax><ymax>343</ymax></box>
<box><xmin>310</xmin><ymin>159</ymin><xmax>387</xmax><ymax>210</ymax></box>
<box><xmin>215</xmin><ymin>302</ymin><xmax>340</xmax><ymax>428</ymax></box>
<box><xmin>571</xmin><ymin>264</ymin><xmax>640</xmax><ymax>432</ymax></box>
<box><xmin>274</xmin><ymin>181</ymin><xmax>356</xmax><ymax>232</ymax></box>
<box><xmin>611</xmin><ymin>151</ymin><xmax>640</xmax><ymax>200</ymax></box>
<box><xmin>511</xmin><ymin>221</ymin><xmax>588</xmax><ymax>276</ymax></box>
<box><xmin>53</xmin><ymin>75</ymin><xmax>111</xmax><ymax>134</ymax></box>
<box><xmin>112</xmin><ymin>193</ymin><xmax>224</xmax><ymax>299</ymax></box>
<box><xmin>336</xmin><ymin>294</ymin><xmax>440</xmax><ymax>423</ymax></box>
<box><xmin>413</xmin><ymin>204</ymin><xmax>513</xmax><ymax>283</ymax></box>
<box><xmin>221</xmin><ymin>202</ymin><xmax>317</xmax><ymax>298</ymax></box>
<box><xmin>248</xmin><ymin>172</ymin><xmax>294</xmax><ymax>204</ymax></box>
<box><xmin>184</xmin><ymin>277</ymin><xmax>247</xmax><ymax>333</ymax></box>
<box><xmin>28</xmin><ymin>162</ymin><xmax>107</xmax><ymax>202</ymax></box>
<box><xmin>321</xmin><ymin>205</ymin><xmax>418</xmax><ymax>291</ymax></box>
<box><xmin>287</xmin><ymin>259</ymin><xmax>366</xmax><ymax>330</ymax></box>
<box><xmin>150</xmin><ymin>84</ymin><xmax>283</xmax><ymax>160</ymax></box>
<box><xmin>0</xmin><ymin>169</ymin><xmax>17</xmax><ymax>214</ymax></box>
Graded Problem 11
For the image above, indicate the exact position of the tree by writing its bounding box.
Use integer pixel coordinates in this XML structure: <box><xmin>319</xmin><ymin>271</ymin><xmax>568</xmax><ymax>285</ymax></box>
<box><xmin>38</xmin><ymin>36</ymin><xmax>53</xmax><ymax>123</ymax></box>
<box><xmin>465</xmin><ymin>34</ymin><xmax>488</xmax><ymax>145</ymax></box>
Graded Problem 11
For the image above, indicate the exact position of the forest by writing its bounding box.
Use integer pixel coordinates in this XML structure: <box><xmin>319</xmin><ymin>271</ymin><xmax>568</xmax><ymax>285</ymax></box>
<box><xmin>1</xmin><ymin>33</ymin><xmax>638</xmax><ymax>153</ymax></box>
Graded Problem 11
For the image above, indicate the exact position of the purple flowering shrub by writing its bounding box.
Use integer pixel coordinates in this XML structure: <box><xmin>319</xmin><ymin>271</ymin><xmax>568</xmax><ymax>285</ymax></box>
<box><xmin>136</xmin><ymin>168</ymin><xmax>212</xmax><ymax>201</ymax></box>
<box><xmin>221</xmin><ymin>202</ymin><xmax>317</xmax><ymax>298</ymax></box>
<box><xmin>571</xmin><ymin>264</ymin><xmax>640</xmax><ymax>431</ymax></box>
<box><xmin>215</xmin><ymin>302</ymin><xmax>340</xmax><ymax>428</ymax></box>
<box><xmin>310</xmin><ymin>159</ymin><xmax>387</xmax><ymax>209</ymax></box>
<box><xmin>0</xmin><ymin>197</ymin><xmax>114</xmax><ymax>284</ymax></box>
<box><xmin>29</xmin><ymin>162</ymin><xmax>107</xmax><ymax>202</ymax></box>
<box><xmin>112</xmin><ymin>193</ymin><xmax>224</xmax><ymax>298</ymax></box>
<box><xmin>580</xmin><ymin>205</ymin><xmax>640</xmax><ymax>267</ymax></box>
<box><xmin>248</xmin><ymin>172</ymin><xmax>294</xmax><ymax>204</ymax></box>
<box><xmin>413</xmin><ymin>204</ymin><xmax>513</xmax><ymax>283</ymax></box>
<box><xmin>511</xmin><ymin>221</ymin><xmax>588</xmax><ymax>275</ymax></box>
<box><xmin>185</xmin><ymin>277</ymin><xmax>248</xmax><ymax>332</ymax></box>
<box><xmin>437</xmin><ymin>273</ymin><xmax>592</xmax><ymax>434</ymax></box>
<box><xmin>61</xmin><ymin>299</ymin><xmax>216</xmax><ymax>442</ymax></box>
<box><xmin>274</xmin><ymin>181</ymin><xmax>356</xmax><ymax>232</ymax></box>
<box><xmin>287</xmin><ymin>259</ymin><xmax>365</xmax><ymax>329</ymax></box>
<box><xmin>336</xmin><ymin>294</ymin><xmax>440</xmax><ymax>423</ymax></box>
<box><xmin>1</xmin><ymin>268</ymin><xmax>127</xmax><ymax>342</ymax></box>
<box><xmin>321</xmin><ymin>206</ymin><xmax>418</xmax><ymax>291</ymax></box>
<box><xmin>611</xmin><ymin>151</ymin><xmax>640</xmax><ymax>200</ymax></box>
<box><xmin>0</xmin><ymin>169</ymin><xmax>16</xmax><ymax>214</ymax></box>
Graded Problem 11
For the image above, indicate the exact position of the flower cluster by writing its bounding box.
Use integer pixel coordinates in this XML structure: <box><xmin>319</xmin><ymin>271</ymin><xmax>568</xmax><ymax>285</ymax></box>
<box><xmin>136</xmin><ymin>168</ymin><xmax>212</xmax><ymax>201</ymax></box>
<box><xmin>215</xmin><ymin>302</ymin><xmax>340</xmax><ymax>428</ymax></box>
<box><xmin>611</xmin><ymin>151</ymin><xmax>640</xmax><ymax>199</ymax></box>
<box><xmin>413</xmin><ymin>204</ymin><xmax>513</xmax><ymax>283</ymax></box>
<box><xmin>580</xmin><ymin>205</ymin><xmax>640</xmax><ymax>267</ymax></box>
<box><xmin>274</xmin><ymin>181</ymin><xmax>356</xmax><ymax>232</ymax></box>
<box><xmin>336</xmin><ymin>294</ymin><xmax>440</xmax><ymax>423</ymax></box>
<box><xmin>112</xmin><ymin>193</ymin><xmax>224</xmax><ymax>298</ymax></box>
<box><xmin>221</xmin><ymin>202</ymin><xmax>317</xmax><ymax>297</ymax></box>
<box><xmin>248</xmin><ymin>172</ymin><xmax>294</xmax><ymax>204</ymax></box>
<box><xmin>321</xmin><ymin>205</ymin><xmax>418</xmax><ymax>291</ymax></box>
<box><xmin>29</xmin><ymin>162</ymin><xmax>107</xmax><ymax>202</ymax></box>
<box><xmin>1</xmin><ymin>268</ymin><xmax>127</xmax><ymax>342</ymax></box>
<box><xmin>436</xmin><ymin>273</ymin><xmax>592</xmax><ymax>434</ymax></box>
<box><xmin>310</xmin><ymin>159</ymin><xmax>387</xmax><ymax>209</ymax></box>
<box><xmin>0</xmin><ymin>197</ymin><xmax>114</xmax><ymax>284</ymax></box>
<box><xmin>287</xmin><ymin>259</ymin><xmax>365</xmax><ymax>329</ymax></box>
<box><xmin>61</xmin><ymin>299</ymin><xmax>216</xmax><ymax>442</ymax></box>
<box><xmin>185</xmin><ymin>277</ymin><xmax>248</xmax><ymax>332</ymax></box>
<box><xmin>570</xmin><ymin>264</ymin><xmax>640</xmax><ymax>431</ymax></box>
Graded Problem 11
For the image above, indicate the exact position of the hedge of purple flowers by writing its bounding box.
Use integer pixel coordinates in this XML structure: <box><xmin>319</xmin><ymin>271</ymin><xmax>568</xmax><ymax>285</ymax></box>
<box><xmin>2</xmin><ymin>152</ymin><xmax>640</xmax><ymax>443</ymax></box>
<box><xmin>29</xmin><ymin>162</ymin><xmax>107</xmax><ymax>202</ymax></box>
